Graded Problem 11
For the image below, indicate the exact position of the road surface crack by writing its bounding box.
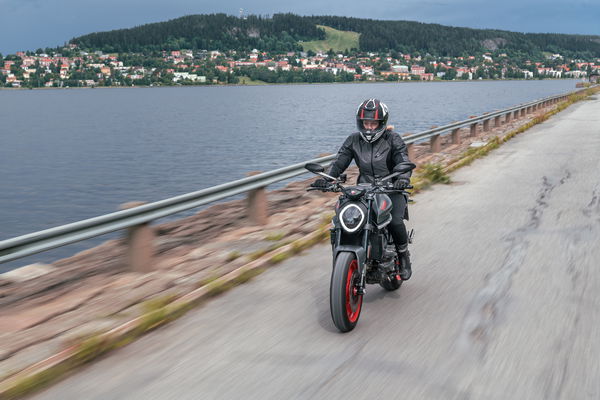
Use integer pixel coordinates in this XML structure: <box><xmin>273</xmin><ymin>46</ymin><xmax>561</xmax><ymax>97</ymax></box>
<box><xmin>459</xmin><ymin>171</ymin><xmax>570</xmax><ymax>357</ymax></box>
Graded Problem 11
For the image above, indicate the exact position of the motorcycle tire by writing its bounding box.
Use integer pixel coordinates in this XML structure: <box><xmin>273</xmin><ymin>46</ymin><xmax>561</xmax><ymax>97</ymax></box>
<box><xmin>330</xmin><ymin>251</ymin><xmax>363</xmax><ymax>332</ymax></box>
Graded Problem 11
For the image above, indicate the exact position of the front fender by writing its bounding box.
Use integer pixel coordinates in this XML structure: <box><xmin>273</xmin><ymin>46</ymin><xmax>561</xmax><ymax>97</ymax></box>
<box><xmin>333</xmin><ymin>246</ymin><xmax>366</xmax><ymax>269</ymax></box>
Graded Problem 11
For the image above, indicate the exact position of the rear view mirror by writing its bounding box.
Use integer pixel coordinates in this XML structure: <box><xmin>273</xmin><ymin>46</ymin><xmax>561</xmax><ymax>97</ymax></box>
<box><xmin>393</xmin><ymin>162</ymin><xmax>416</xmax><ymax>174</ymax></box>
<box><xmin>305</xmin><ymin>163</ymin><xmax>325</xmax><ymax>173</ymax></box>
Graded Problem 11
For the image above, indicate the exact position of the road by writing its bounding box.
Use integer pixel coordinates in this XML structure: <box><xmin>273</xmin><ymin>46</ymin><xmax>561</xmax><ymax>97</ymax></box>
<box><xmin>34</xmin><ymin>96</ymin><xmax>600</xmax><ymax>399</ymax></box>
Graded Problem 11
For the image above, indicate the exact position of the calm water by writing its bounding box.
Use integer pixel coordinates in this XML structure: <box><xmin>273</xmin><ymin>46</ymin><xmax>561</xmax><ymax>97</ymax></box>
<box><xmin>0</xmin><ymin>80</ymin><xmax>578</xmax><ymax>271</ymax></box>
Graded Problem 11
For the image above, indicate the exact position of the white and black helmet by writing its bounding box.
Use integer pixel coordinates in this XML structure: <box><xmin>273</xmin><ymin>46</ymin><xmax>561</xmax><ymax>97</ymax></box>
<box><xmin>356</xmin><ymin>99</ymin><xmax>389</xmax><ymax>143</ymax></box>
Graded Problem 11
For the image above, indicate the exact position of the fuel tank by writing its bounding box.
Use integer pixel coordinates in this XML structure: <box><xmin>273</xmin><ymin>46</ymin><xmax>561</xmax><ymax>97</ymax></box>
<box><xmin>371</xmin><ymin>193</ymin><xmax>392</xmax><ymax>225</ymax></box>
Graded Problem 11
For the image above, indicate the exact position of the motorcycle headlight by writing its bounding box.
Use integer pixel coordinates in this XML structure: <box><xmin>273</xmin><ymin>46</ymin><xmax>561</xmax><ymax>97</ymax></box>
<box><xmin>339</xmin><ymin>204</ymin><xmax>365</xmax><ymax>233</ymax></box>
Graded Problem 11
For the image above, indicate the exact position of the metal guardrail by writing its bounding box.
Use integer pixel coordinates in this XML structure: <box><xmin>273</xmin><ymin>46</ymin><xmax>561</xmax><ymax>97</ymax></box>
<box><xmin>0</xmin><ymin>87</ymin><xmax>590</xmax><ymax>265</ymax></box>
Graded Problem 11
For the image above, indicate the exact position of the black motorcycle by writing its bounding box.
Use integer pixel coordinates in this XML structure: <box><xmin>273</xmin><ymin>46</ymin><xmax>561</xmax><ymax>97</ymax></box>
<box><xmin>306</xmin><ymin>162</ymin><xmax>416</xmax><ymax>332</ymax></box>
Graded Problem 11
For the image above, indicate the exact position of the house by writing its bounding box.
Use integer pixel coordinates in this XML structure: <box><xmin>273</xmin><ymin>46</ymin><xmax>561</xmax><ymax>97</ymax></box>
<box><xmin>22</xmin><ymin>57</ymin><xmax>36</xmax><ymax>67</ymax></box>
<box><xmin>391</xmin><ymin>65</ymin><xmax>409</xmax><ymax>73</ymax></box>
<box><xmin>410</xmin><ymin>65</ymin><xmax>425</xmax><ymax>75</ymax></box>
<box><xmin>456</xmin><ymin>67</ymin><xmax>470</xmax><ymax>78</ymax></box>
<box><xmin>173</xmin><ymin>72</ymin><xmax>206</xmax><ymax>82</ymax></box>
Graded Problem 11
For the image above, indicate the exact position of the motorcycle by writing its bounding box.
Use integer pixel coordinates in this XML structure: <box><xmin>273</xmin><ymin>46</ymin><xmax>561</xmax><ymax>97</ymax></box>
<box><xmin>305</xmin><ymin>161</ymin><xmax>416</xmax><ymax>332</ymax></box>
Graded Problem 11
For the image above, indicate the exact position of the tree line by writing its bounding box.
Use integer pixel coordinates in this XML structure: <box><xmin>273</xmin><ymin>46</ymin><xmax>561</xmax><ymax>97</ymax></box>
<box><xmin>70</xmin><ymin>13</ymin><xmax>600</xmax><ymax>58</ymax></box>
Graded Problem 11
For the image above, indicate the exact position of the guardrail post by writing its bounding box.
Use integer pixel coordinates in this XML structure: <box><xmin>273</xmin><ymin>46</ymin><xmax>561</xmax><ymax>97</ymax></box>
<box><xmin>505</xmin><ymin>112</ymin><xmax>511</xmax><ymax>123</ymax></box>
<box><xmin>483</xmin><ymin>119</ymin><xmax>490</xmax><ymax>132</ymax></box>
<box><xmin>120</xmin><ymin>202</ymin><xmax>155</xmax><ymax>273</ymax></box>
<box><xmin>246</xmin><ymin>171</ymin><xmax>269</xmax><ymax>225</ymax></box>
<box><xmin>494</xmin><ymin>116</ymin><xmax>501</xmax><ymax>127</ymax></box>
<box><xmin>407</xmin><ymin>143</ymin><xmax>417</xmax><ymax>161</ymax></box>
<box><xmin>513</xmin><ymin>110</ymin><xmax>520</xmax><ymax>120</ymax></box>
<box><xmin>520</xmin><ymin>108</ymin><xmax>526</xmax><ymax>117</ymax></box>
<box><xmin>470</xmin><ymin>123</ymin><xmax>478</xmax><ymax>137</ymax></box>
<box><xmin>451</xmin><ymin>128</ymin><xmax>461</xmax><ymax>144</ymax></box>
<box><xmin>430</xmin><ymin>134</ymin><xmax>442</xmax><ymax>153</ymax></box>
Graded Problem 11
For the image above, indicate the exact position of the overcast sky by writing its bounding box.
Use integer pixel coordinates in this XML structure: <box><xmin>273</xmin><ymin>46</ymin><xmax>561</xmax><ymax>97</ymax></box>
<box><xmin>1</xmin><ymin>0</ymin><xmax>599</xmax><ymax>55</ymax></box>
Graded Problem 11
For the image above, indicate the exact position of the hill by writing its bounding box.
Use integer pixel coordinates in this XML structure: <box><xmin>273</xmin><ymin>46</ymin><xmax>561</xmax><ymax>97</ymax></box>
<box><xmin>71</xmin><ymin>13</ymin><xmax>600</xmax><ymax>58</ymax></box>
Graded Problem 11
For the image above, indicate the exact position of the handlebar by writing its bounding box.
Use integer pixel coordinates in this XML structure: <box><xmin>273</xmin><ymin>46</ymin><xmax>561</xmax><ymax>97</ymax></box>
<box><xmin>305</xmin><ymin>168</ymin><xmax>412</xmax><ymax>193</ymax></box>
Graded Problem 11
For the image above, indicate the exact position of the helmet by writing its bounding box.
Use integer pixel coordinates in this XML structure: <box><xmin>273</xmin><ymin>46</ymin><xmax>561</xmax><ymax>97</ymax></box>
<box><xmin>356</xmin><ymin>99</ymin><xmax>389</xmax><ymax>143</ymax></box>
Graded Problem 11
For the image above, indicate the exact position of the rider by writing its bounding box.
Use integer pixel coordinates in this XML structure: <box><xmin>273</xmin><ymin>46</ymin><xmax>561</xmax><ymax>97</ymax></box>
<box><xmin>312</xmin><ymin>98</ymin><xmax>413</xmax><ymax>280</ymax></box>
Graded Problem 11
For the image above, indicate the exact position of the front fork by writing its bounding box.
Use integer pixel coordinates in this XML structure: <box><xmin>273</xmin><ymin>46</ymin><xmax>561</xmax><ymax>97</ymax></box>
<box><xmin>357</xmin><ymin>199</ymin><xmax>373</xmax><ymax>295</ymax></box>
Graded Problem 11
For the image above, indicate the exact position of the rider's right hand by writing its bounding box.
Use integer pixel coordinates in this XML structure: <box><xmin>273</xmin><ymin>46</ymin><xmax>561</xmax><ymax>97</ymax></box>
<box><xmin>311</xmin><ymin>178</ymin><xmax>329</xmax><ymax>189</ymax></box>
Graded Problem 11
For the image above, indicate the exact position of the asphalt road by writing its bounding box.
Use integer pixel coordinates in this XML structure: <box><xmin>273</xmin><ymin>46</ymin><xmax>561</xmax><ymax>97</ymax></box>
<box><xmin>34</xmin><ymin>96</ymin><xmax>600</xmax><ymax>400</ymax></box>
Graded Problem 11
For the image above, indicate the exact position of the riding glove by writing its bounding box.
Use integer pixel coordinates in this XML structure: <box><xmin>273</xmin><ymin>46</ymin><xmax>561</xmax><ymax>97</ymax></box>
<box><xmin>311</xmin><ymin>178</ymin><xmax>329</xmax><ymax>188</ymax></box>
<box><xmin>393</xmin><ymin>178</ymin><xmax>410</xmax><ymax>190</ymax></box>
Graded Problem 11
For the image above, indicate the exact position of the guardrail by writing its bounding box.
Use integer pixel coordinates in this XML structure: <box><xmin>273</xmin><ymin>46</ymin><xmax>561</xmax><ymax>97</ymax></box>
<box><xmin>0</xmin><ymin>88</ymin><xmax>589</xmax><ymax>270</ymax></box>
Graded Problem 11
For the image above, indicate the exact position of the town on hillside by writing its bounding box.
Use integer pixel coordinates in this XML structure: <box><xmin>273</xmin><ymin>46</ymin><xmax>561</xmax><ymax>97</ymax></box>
<box><xmin>1</xmin><ymin>44</ymin><xmax>599</xmax><ymax>88</ymax></box>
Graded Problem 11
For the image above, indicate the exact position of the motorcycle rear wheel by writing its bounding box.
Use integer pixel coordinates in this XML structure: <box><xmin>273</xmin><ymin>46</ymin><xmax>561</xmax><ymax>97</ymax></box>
<box><xmin>330</xmin><ymin>251</ymin><xmax>363</xmax><ymax>332</ymax></box>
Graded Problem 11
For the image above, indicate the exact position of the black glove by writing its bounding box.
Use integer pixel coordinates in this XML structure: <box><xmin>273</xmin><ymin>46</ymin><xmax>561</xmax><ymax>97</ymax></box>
<box><xmin>393</xmin><ymin>178</ymin><xmax>410</xmax><ymax>190</ymax></box>
<box><xmin>311</xmin><ymin>178</ymin><xmax>329</xmax><ymax>189</ymax></box>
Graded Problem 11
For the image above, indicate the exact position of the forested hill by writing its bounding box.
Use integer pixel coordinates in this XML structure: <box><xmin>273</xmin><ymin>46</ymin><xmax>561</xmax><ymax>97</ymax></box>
<box><xmin>71</xmin><ymin>13</ymin><xmax>600</xmax><ymax>58</ymax></box>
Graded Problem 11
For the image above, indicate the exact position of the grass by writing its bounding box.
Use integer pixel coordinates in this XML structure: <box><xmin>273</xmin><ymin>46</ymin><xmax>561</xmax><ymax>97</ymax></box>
<box><xmin>264</xmin><ymin>231</ymin><xmax>286</xmax><ymax>241</ymax></box>
<box><xmin>225</xmin><ymin>251</ymin><xmax>241</xmax><ymax>262</ymax></box>
<box><xmin>238</xmin><ymin>76</ymin><xmax>267</xmax><ymax>85</ymax></box>
<box><xmin>301</xmin><ymin>25</ymin><xmax>360</xmax><ymax>53</ymax></box>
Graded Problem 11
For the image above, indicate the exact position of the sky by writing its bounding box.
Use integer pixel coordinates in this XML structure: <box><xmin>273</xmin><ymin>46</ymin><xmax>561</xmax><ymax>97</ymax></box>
<box><xmin>1</xmin><ymin>0</ymin><xmax>599</xmax><ymax>55</ymax></box>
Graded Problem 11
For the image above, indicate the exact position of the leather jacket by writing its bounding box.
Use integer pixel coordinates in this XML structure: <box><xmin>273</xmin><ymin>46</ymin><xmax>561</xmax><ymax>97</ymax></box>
<box><xmin>328</xmin><ymin>130</ymin><xmax>412</xmax><ymax>183</ymax></box>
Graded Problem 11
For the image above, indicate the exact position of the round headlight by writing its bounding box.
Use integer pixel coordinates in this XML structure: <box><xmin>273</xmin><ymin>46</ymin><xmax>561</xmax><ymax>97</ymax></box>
<box><xmin>339</xmin><ymin>204</ymin><xmax>365</xmax><ymax>233</ymax></box>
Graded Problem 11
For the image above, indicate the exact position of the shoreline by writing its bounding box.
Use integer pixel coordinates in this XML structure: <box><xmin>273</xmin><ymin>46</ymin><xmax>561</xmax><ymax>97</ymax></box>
<box><xmin>0</xmin><ymin>78</ymin><xmax>580</xmax><ymax>91</ymax></box>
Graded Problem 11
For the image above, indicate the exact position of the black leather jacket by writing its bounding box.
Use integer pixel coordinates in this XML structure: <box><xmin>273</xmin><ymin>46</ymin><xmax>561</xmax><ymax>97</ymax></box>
<box><xmin>328</xmin><ymin>130</ymin><xmax>412</xmax><ymax>183</ymax></box>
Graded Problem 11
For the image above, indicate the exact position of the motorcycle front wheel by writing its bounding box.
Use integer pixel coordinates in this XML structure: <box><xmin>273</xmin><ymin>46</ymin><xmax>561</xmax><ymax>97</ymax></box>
<box><xmin>330</xmin><ymin>251</ymin><xmax>363</xmax><ymax>332</ymax></box>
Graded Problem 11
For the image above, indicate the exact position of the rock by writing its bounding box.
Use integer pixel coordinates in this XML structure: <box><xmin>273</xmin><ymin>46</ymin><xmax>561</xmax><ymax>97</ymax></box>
<box><xmin>0</xmin><ymin>264</ymin><xmax>55</xmax><ymax>283</ymax></box>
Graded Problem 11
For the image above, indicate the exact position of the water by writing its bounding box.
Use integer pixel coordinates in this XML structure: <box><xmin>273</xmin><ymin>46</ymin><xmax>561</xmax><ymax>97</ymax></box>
<box><xmin>0</xmin><ymin>80</ymin><xmax>579</xmax><ymax>271</ymax></box>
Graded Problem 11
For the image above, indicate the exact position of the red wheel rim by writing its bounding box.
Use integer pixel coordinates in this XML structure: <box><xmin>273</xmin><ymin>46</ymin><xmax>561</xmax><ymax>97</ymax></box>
<box><xmin>345</xmin><ymin>260</ymin><xmax>362</xmax><ymax>323</ymax></box>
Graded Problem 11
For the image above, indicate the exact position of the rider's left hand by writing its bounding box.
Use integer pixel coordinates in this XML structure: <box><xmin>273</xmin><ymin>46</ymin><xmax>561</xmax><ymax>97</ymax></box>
<box><xmin>393</xmin><ymin>178</ymin><xmax>410</xmax><ymax>190</ymax></box>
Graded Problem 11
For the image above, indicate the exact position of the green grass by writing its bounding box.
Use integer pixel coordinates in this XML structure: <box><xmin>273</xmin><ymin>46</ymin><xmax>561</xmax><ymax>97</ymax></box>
<box><xmin>300</xmin><ymin>25</ymin><xmax>360</xmax><ymax>53</ymax></box>
<box><xmin>238</xmin><ymin>76</ymin><xmax>267</xmax><ymax>85</ymax></box>
<box><xmin>264</xmin><ymin>232</ymin><xmax>286</xmax><ymax>241</ymax></box>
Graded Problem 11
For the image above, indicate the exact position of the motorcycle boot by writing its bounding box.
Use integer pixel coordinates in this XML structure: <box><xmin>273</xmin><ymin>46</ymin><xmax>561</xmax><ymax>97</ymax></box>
<box><xmin>395</xmin><ymin>243</ymin><xmax>412</xmax><ymax>281</ymax></box>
